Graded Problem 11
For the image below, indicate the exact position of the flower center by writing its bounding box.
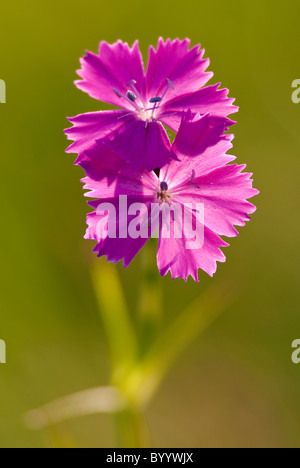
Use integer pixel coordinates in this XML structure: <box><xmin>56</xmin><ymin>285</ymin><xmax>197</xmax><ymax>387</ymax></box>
<box><xmin>157</xmin><ymin>181</ymin><xmax>171</xmax><ymax>204</ymax></box>
<box><xmin>112</xmin><ymin>78</ymin><xmax>175</xmax><ymax>127</ymax></box>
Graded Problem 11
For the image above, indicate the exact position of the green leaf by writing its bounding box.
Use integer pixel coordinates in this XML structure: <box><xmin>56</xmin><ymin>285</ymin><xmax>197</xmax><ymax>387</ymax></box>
<box><xmin>127</xmin><ymin>280</ymin><xmax>235</xmax><ymax>406</ymax></box>
<box><xmin>91</xmin><ymin>260</ymin><xmax>137</xmax><ymax>381</ymax></box>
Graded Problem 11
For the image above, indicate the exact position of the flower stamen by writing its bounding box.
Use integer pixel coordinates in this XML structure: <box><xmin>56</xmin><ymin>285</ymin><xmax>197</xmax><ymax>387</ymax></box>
<box><xmin>112</xmin><ymin>87</ymin><xmax>140</xmax><ymax>110</ymax></box>
<box><xmin>171</xmin><ymin>170</ymin><xmax>200</xmax><ymax>194</ymax></box>
<box><xmin>160</xmin><ymin>181</ymin><xmax>168</xmax><ymax>191</ymax></box>
<box><xmin>127</xmin><ymin>79</ymin><xmax>145</xmax><ymax>106</ymax></box>
<box><xmin>157</xmin><ymin>181</ymin><xmax>171</xmax><ymax>203</ymax></box>
<box><xmin>112</xmin><ymin>88</ymin><xmax>122</xmax><ymax>98</ymax></box>
<box><xmin>113</xmin><ymin>77</ymin><xmax>175</xmax><ymax>125</ymax></box>
<box><xmin>126</xmin><ymin>90</ymin><xmax>137</xmax><ymax>102</ymax></box>
<box><xmin>189</xmin><ymin>170</ymin><xmax>200</xmax><ymax>189</ymax></box>
<box><xmin>149</xmin><ymin>97</ymin><xmax>162</xmax><ymax>103</ymax></box>
<box><xmin>160</xmin><ymin>77</ymin><xmax>175</xmax><ymax>101</ymax></box>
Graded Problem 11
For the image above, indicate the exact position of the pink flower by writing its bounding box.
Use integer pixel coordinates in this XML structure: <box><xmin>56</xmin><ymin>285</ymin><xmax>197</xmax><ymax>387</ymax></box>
<box><xmin>79</xmin><ymin>114</ymin><xmax>258</xmax><ymax>281</ymax></box>
<box><xmin>65</xmin><ymin>38</ymin><xmax>238</xmax><ymax>171</ymax></box>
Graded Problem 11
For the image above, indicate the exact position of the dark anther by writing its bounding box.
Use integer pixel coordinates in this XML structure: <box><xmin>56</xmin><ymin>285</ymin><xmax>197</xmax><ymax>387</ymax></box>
<box><xmin>149</xmin><ymin>96</ymin><xmax>162</xmax><ymax>103</ymax></box>
<box><xmin>167</xmin><ymin>78</ymin><xmax>174</xmax><ymax>89</ymax></box>
<box><xmin>126</xmin><ymin>90</ymin><xmax>137</xmax><ymax>102</ymax></box>
<box><xmin>160</xmin><ymin>181</ymin><xmax>168</xmax><ymax>192</ymax></box>
<box><xmin>127</xmin><ymin>79</ymin><xmax>137</xmax><ymax>87</ymax></box>
<box><xmin>112</xmin><ymin>88</ymin><xmax>122</xmax><ymax>98</ymax></box>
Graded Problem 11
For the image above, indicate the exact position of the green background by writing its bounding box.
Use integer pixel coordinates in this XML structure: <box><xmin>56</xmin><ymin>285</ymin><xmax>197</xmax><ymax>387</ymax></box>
<box><xmin>0</xmin><ymin>0</ymin><xmax>300</xmax><ymax>448</ymax></box>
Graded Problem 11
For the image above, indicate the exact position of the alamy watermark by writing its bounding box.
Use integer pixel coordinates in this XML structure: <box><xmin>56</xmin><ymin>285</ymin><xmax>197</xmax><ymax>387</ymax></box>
<box><xmin>291</xmin><ymin>79</ymin><xmax>300</xmax><ymax>104</ymax></box>
<box><xmin>94</xmin><ymin>196</ymin><xmax>205</xmax><ymax>250</ymax></box>
<box><xmin>0</xmin><ymin>79</ymin><xmax>6</xmax><ymax>103</ymax></box>
<box><xmin>291</xmin><ymin>339</ymin><xmax>300</xmax><ymax>364</ymax></box>
<box><xmin>0</xmin><ymin>339</ymin><xmax>6</xmax><ymax>364</ymax></box>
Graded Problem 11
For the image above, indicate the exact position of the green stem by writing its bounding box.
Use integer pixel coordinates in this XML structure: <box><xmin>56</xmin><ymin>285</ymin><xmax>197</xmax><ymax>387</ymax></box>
<box><xmin>137</xmin><ymin>240</ymin><xmax>162</xmax><ymax>358</ymax></box>
<box><xmin>114</xmin><ymin>405</ymin><xmax>150</xmax><ymax>448</ymax></box>
<box><xmin>92</xmin><ymin>248</ymin><xmax>232</xmax><ymax>448</ymax></box>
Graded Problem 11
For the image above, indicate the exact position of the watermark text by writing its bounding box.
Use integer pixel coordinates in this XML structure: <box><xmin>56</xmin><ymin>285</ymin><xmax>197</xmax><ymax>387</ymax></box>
<box><xmin>94</xmin><ymin>196</ymin><xmax>205</xmax><ymax>250</ymax></box>
<box><xmin>0</xmin><ymin>79</ymin><xmax>6</xmax><ymax>103</ymax></box>
<box><xmin>292</xmin><ymin>339</ymin><xmax>300</xmax><ymax>364</ymax></box>
<box><xmin>291</xmin><ymin>79</ymin><xmax>300</xmax><ymax>104</ymax></box>
<box><xmin>0</xmin><ymin>340</ymin><xmax>6</xmax><ymax>364</ymax></box>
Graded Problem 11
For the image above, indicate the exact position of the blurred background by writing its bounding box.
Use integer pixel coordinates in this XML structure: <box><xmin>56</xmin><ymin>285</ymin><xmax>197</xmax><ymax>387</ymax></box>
<box><xmin>0</xmin><ymin>0</ymin><xmax>299</xmax><ymax>448</ymax></box>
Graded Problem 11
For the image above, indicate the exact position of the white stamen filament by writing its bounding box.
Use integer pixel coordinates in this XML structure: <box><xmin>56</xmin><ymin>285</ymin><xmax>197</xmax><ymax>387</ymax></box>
<box><xmin>112</xmin><ymin>78</ymin><xmax>175</xmax><ymax>125</ymax></box>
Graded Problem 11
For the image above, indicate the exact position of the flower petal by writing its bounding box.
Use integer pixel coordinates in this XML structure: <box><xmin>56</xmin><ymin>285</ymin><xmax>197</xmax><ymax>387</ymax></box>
<box><xmin>146</xmin><ymin>37</ymin><xmax>212</xmax><ymax>102</ymax></box>
<box><xmin>156</xmin><ymin>205</ymin><xmax>228</xmax><ymax>281</ymax></box>
<box><xmin>160</xmin><ymin>115</ymin><xmax>236</xmax><ymax>186</ymax></box>
<box><xmin>85</xmin><ymin>196</ymin><xmax>157</xmax><ymax>268</ymax></box>
<box><xmin>64</xmin><ymin>110</ymin><xmax>130</xmax><ymax>156</ymax></box>
<box><xmin>172</xmin><ymin>112</ymin><xmax>229</xmax><ymax>157</ymax></box>
<box><xmin>79</xmin><ymin>141</ymin><xmax>158</xmax><ymax>199</ymax></box>
<box><xmin>75</xmin><ymin>40</ymin><xmax>146</xmax><ymax>109</ymax></box>
<box><xmin>79</xmin><ymin>143</ymin><xmax>159</xmax><ymax>267</ymax></box>
<box><xmin>176</xmin><ymin>164</ymin><xmax>259</xmax><ymax>238</ymax></box>
<box><xmin>103</xmin><ymin>118</ymin><xmax>174</xmax><ymax>171</ymax></box>
<box><xmin>160</xmin><ymin>84</ymin><xmax>238</xmax><ymax>132</ymax></box>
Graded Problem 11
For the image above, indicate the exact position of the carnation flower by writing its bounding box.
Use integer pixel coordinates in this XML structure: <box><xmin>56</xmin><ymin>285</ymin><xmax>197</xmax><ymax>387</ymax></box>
<box><xmin>78</xmin><ymin>113</ymin><xmax>258</xmax><ymax>281</ymax></box>
<box><xmin>65</xmin><ymin>38</ymin><xmax>238</xmax><ymax>171</ymax></box>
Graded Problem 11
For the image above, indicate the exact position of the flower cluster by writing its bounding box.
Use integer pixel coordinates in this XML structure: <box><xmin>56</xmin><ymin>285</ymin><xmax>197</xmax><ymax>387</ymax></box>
<box><xmin>65</xmin><ymin>38</ymin><xmax>258</xmax><ymax>281</ymax></box>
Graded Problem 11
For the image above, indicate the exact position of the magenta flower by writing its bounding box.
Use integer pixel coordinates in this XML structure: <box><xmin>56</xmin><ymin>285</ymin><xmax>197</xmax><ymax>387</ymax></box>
<box><xmin>65</xmin><ymin>38</ymin><xmax>238</xmax><ymax>171</ymax></box>
<box><xmin>78</xmin><ymin>114</ymin><xmax>258</xmax><ymax>281</ymax></box>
